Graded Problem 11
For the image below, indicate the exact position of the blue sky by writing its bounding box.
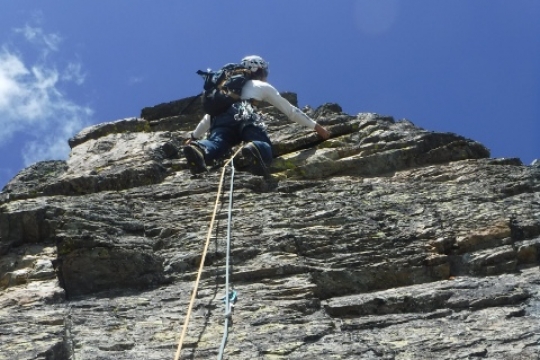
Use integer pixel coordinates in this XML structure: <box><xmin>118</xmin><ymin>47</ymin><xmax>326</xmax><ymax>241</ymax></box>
<box><xmin>1</xmin><ymin>1</ymin><xmax>539</xmax><ymax>188</ymax></box>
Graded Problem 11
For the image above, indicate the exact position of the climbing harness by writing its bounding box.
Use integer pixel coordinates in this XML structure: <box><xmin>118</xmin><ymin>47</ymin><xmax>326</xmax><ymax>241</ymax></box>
<box><xmin>234</xmin><ymin>100</ymin><xmax>267</xmax><ymax>131</ymax></box>
<box><xmin>174</xmin><ymin>147</ymin><xmax>242</xmax><ymax>360</ymax></box>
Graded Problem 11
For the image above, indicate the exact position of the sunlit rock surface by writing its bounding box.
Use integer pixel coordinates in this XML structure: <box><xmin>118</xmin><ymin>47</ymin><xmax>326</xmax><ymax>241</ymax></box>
<box><xmin>1</xmin><ymin>94</ymin><xmax>539</xmax><ymax>359</ymax></box>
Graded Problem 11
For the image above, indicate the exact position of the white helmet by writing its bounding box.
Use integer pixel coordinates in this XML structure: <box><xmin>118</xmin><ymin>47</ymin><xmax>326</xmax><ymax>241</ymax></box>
<box><xmin>241</xmin><ymin>55</ymin><xmax>269</xmax><ymax>72</ymax></box>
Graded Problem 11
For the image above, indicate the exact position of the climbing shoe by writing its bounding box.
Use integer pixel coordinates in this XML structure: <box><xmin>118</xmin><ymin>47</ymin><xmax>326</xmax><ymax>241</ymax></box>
<box><xmin>183</xmin><ymin>144</ymin><xmax>208</xmax><ymax>175</ymax></box>
<box><xmin>241</xmin><ymin>142</ymin><xmax>269</xmax><ymax>177</ymax></box>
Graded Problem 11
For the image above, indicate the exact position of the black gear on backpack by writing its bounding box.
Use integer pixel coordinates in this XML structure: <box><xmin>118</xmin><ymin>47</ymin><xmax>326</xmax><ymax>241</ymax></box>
<box><xmin>196</xmin><ymin>63</ymin><xmax>252</xmax><ymax>117</ymax></box>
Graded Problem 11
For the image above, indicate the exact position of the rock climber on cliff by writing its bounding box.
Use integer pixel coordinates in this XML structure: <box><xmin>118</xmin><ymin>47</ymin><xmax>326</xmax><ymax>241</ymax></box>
<box><xmin>184</xmin><ymin>55</ymin><xmax>330</xmax><ymax>177</ymax></box>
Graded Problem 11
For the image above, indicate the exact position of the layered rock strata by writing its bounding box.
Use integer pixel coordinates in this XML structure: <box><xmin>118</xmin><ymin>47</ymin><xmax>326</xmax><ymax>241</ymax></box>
<box><xmin>1</xmin><ymin>94</ymin><xmax>539</xmax><ymax>359</ymax></box>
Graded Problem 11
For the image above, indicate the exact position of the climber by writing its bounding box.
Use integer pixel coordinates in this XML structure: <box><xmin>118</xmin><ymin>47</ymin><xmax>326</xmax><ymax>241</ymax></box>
<box><xmin>184</xmin><ymin>55</ymin><xmax>330</xmax><ymax>176</ymax></box>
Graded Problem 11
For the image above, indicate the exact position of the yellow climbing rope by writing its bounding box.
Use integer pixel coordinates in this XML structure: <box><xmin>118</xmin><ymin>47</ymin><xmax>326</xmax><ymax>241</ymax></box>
<box><xmin>174</xmin><ymin>147</ymin><xmax>242</xmax><ymax>360</ymax></box>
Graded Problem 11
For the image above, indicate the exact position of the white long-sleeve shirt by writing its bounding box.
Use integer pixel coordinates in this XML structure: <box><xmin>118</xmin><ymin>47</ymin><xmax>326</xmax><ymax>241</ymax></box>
<box><xmin>191</xmin><ymin>80</ymin><xmax>317</xmax><ymax>139</ymax></box>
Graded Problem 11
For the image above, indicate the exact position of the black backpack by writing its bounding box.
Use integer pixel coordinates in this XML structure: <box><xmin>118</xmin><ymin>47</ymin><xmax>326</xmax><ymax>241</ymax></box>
<box><xmin>196</xmin><ymin>63</ymin><xmax>252</xmax><ymax>116</ymax></box>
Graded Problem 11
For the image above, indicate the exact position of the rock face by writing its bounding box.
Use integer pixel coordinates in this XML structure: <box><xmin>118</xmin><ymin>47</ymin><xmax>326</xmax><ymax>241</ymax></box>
<box><xmin>1</xmin><ymin>93</ymin><xmax>539</xmax><ymax>359</ymax></box>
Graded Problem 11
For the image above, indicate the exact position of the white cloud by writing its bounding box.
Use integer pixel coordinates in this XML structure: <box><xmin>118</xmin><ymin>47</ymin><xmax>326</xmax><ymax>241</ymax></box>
<box><xmin>21</xmin><ymin>116</ymin><xmax>88</xmax><ymax>166</ymax></box>
<box><xmin>62</xmin><ymin>62</ymin><xmax>86</xmax><ymax>85</ymax></box>
<box><xmin>0</xmin><ymin>52</ymin><xmax>29</xmax><ymax>110</ymax></box>
<box><xmin>0</xmin><ymin>24</ymin><xmax>93</xmax><ymax>167</ymax></box>
<box><xmin>15</xmin><ymin>24</ymin><xmax>62</xmax><ymax>55</ymax></box>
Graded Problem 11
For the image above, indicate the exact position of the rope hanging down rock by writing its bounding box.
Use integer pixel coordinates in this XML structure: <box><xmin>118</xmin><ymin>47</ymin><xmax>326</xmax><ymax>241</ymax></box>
<box><xmin>217</xmin><ymin>155</ymin><xmax>236</xmax><ymax>360</ymax></box>
<box><xmin>174</xmin><ymin>147</ymin><xmax>242</xmax><ymax>360</ymax></box>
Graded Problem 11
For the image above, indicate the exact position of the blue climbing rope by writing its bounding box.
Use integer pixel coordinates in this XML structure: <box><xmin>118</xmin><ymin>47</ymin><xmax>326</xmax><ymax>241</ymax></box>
<box><xmin>174</xmin><ymin>147</ymin><xmax>242</xmax><ymax>360</ymax></box>
<box><xmin>217</xmin><ymin>156</ymin><xmax>236</xmax><ymax>360</ymax></box>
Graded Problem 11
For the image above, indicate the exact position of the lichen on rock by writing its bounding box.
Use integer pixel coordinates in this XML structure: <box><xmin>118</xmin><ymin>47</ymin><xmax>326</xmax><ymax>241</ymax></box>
<box><xmin>0</xmin><ymin>93</ymin><xmax>539</xmax><ymax>359</ymax></box>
